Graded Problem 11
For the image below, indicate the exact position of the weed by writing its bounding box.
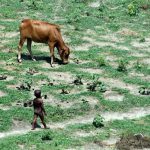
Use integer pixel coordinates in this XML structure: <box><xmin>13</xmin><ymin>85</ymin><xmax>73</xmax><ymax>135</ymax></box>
<box><xmin>117</xmin><ymin>59</ymin><xmax>128</xmax><ymax>72</ymax></box>
<box><xmin>17</xmin><ymin>79</ymin><xmax>32</xmax><ymax>91</ymax></box>
<box><xmin>96</xmin><ymin>56</ymin><xmax>106</xmax><ymax>67</ymax></box>
<box><xmin>127</xmin><ymin>1</ymin><xmax>139</xmax><ymax>16</ymax></box>
<box><xmin>80</xmin><ymin>99</ymin><xmax>90</xmax><ymax>111</ymax></box>
<box><xmin>139</xmin><ymin>87</ymin><xmax>150</xmax><ymax>95</ymax></box>
<box><xmin>73</xmin><ymin>75</ymin><xmax>83</xmax><ymax>85</ymax></box>
<box><xmin>0</xmin><ymin>75</ymin><xmax>7</xmax><ymax>80</ymax></box>
<box><xmin>87</xmin><ymin>75</ymin><xmax>107</xmax><ymax>92</ymax></box>
<box><xmin>134</xmin><ymin>60</ymin><xmax>142</xmax><ymax>70</ymax></box>
<box><xmin>139</xmin><ymin>37</ymin><xmax>145</xmax><ymax>43</ymax></box>
<box><xmin>93</xmin><ymin>114</ymin><xmax>104</xmax><ymax>128</ymax></box>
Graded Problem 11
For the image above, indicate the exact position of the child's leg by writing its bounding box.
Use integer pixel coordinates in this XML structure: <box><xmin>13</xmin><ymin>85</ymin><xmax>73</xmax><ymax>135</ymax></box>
<box><xmin>32</xmin><ymin>114</ymin><xmax>38</xmax><ymax>130</ymax></box>
<box><xmin>39</xmin><ymin>115</ymin><xmax>47</xmax><ymax>128</ymax></box>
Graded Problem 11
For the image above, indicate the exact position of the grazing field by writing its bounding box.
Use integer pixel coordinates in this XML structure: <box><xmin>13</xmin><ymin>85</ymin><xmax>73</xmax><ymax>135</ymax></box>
<box><xmin>0</xmin><ymin>0</ymin><xmax>150</xmax><ymax>149</ymax></box>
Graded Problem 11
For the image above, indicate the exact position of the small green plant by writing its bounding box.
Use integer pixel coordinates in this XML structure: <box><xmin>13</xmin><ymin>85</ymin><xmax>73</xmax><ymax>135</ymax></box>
<box><xmin>117</xmin><ymin>59</ymin><xmax>128</xmax><ymax>72</ymax></box>
<box><xmin>87</xmin><ymin>75</ymin><xmax>107</xmax><ymax>92</ymax></box>
<box><xmin>139</xmin><ymin>37</ymin><xmax>145</xmax><ymax>43</ymax></box>
<box><xmin>17</xmin><ymin>79</ymin><xmax>32</xmax><ymax>91</ymax></box>
<box><xmin>96</xmin><ymin>56</ymin><xmax>106</xmax><ymax>67</ymax></box>
<box><xmin>93</xmin><ymin>114</ymin><xmax>104</xmax><ymax>128</ymax></box>
<box><xmin>127</xmin><ymin>1</ymin><xmax>139</xmax><ymax>16</ymax></box>
<box><xmin>139</xmin><ymin>87</ymin><xmax>150</xmax><ymax>95</ymax></box>
<box><xmin>134</xmin><ymin>60</ymin><xmax>142</xmax><ymax>70</ymax></box>
<box><xmin>80</xmin><ymin>99</ymin><xmax>90</xmax><ymax>111</ymax></box>
<box><xmin>73</xmin><ymin>75</ymin><xmax>83</xmax><ymax>85</ymax></box>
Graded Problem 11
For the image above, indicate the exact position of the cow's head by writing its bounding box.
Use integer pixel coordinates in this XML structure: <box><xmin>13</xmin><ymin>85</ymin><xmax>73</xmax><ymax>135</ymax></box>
<box><xmin>59</xmin><ymin>45</ymin><xmax>70</xmax><ymax>64</ymax></box>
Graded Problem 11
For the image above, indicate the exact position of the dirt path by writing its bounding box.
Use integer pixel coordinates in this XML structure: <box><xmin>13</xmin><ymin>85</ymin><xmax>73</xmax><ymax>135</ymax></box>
<box><xmin>0</xmin><ymin>106</ymin><xmax>150</xmax><ymax>139</ymax></box>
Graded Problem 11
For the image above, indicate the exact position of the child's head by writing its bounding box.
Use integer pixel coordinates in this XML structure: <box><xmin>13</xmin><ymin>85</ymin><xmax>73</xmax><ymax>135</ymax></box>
<box><xmin>34</xmin><ymin>90</ymin><xmax>41</xmax><ymax>98</ymax></box>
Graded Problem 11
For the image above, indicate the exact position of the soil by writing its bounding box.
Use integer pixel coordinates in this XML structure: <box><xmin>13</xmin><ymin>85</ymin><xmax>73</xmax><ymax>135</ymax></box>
<box><xmin>116</xmin><ymin>134</ymin><xmax>150</xmax><ymax>150</ymax></box>
<box><xmin>0</xmin><ymin>90</ymin><xmax>6</xmax><ymax>97</ymax></box>
<box><xmin>104</xmin><ymin>91</ymin><xmax>124</xmax><ymax>102</ymax></box>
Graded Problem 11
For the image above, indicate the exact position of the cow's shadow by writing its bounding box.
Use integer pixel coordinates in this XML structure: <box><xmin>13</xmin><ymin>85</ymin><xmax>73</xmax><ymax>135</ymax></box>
<box><xmin>21</xmin><ymin>54</ymin><xmax>62</xmax><ymax>65</ymax></box>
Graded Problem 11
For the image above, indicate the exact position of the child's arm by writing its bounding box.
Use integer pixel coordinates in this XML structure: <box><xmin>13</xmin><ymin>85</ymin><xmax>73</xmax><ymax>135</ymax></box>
<box><xmin>41</xmin><ymin>101</ymin><xmax>47</xmax><ymax>115</ymax></box>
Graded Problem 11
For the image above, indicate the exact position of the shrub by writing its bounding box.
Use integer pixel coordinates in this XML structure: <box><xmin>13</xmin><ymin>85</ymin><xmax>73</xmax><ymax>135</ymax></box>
<box><xmin>73</xmin><ymin>75</ymin><xmax>83</xmax><ymax>85</ymax></box>
<box><xmin>93</xmin><ymin>114</ymin><xmax>104</xmax><ymax>128</ymax></box>
<box><xmin>127</xmin><ymin>2</ymin><xmax>139</xmax><ymax>16</ymax></box>
<box><xmin>117</xmin><ymin>59</ymin><xmax>128</xmax><ymax>72</ymax></box>
<box><xmin>87</xmin><ymin>76</ymin><xmax>107</xmax><ymax>92</ymax></box>
<box><xmin>96</xmin><ymin>56</ymin><xmax>106</xmax><ymax>67</ymax></box>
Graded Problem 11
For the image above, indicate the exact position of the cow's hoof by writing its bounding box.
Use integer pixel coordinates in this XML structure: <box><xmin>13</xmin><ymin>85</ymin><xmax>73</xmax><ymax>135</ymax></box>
<box><xmin>18</xmin><ymin>59</ymin><xmax>22</xmax><ymax>63</ymax></box>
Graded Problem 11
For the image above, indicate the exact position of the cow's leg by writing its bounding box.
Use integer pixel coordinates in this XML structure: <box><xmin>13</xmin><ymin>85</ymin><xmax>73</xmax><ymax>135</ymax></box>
<box><xmin>27</xmin><ymin>38</ymin><xmax>36</xmax><ymax>61</ymax></box>
<box><xmin>18</xmin><ymin>37</ymin><xmax>26</xmax><ymax>63</ymax></box>
<box><xmin>48</xmin><ymin>42</ymin><xmax>55</xmax><ymax>67</ymax></box>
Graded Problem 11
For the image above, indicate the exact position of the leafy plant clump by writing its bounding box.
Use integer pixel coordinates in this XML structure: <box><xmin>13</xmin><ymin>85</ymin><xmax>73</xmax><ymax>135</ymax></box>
<box><xmin>96</xmin><ymin>56</ymin><xmax>106</xmax><ymax>67</ymax></box>
<box><xmin>93</xmin><ymin>114</ymin><xmax>104</xmax><ymax>128</ymax></box>
<box><xmin>73</xmin><ymin>75</ymin><xmax>83</xmax><ymax>85</ymax></box>
<box><xmin>127</xmin><ymin>1</ymin><xmax>139</xmax><ymax>16</ymax></box>
<box><xmin>87</xmin><ymin>76</ymin><xmax>107</xmax><ymax>92</ymax></box>
<box><xmin>139</xmin><ymin>87</ymin><xmax>150</xmax><ymax>95</ymax></box>
<box><xmin>117</xmin><ymin>59</ymin><xmax>128</xmax><ymax>72</ymax></box>
<box><xmin>17</xmin><ymin>80</ymin><xmax>32</xmax><ymax>91</ymax></box>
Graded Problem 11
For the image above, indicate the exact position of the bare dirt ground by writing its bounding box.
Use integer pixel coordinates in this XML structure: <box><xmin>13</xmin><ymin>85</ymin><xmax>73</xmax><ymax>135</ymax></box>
<box><xmin>0</xmin><ymin>106</ymin><xmax>150</xmax><ymax>139</ymax></box>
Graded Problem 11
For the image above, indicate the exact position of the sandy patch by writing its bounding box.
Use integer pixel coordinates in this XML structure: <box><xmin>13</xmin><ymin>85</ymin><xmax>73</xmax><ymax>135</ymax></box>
<box><xmin>76</xmin><ymin>143</ymin><xmax>113</xmax><ymax>150</ymax></box>
<box><xmin>0</xmin><ymin>25</ymin><xmax>5</xmax><ymax>30</ymax></box>
<box><xmin>1</xmin><ymin>32</ymin><xmax>19</xmax><ymax>38</ymax></box>
<box><xmin>80</xmin><ymin>68</ymin><xmax>103</xmax><ymax>74</ymax></box>
<box><xmin>43</xmin><ymin>94</ymin><xmax>74</xmax><ymax>109</ymax></box>
<box><xmin>104</xmin><ymin>91</ymin><xmax>124</xmax><ymax>102</ymax></box>
<box><xmin>44</xmin><ymin>71</ymin><xmax>73</xmax><ymax>83</ymax></box>
<box><xmin>103</xmin><ymin>107</ymin><xmax>150</xmax><ymax>121</ymax></box>
<box><xmin>89</xmin><ymin>1</ymin><xmax>100</xmax><ymax>8</ymax></box>
<box><xmin>0</xmin><ymin>104</ymin><xmax>11</xmax><ymax>110</ymax></box>
<box><xmin>99</xmin><ymin>77</ymin><xmax>139</xmax><ymax>95</ymax></box>
<box><xmin>131</xmin><ymin>38</ymin><xmax>150</xmax><ymax>50</ymax></box>
<box><xmin>1</xmin><ymin>18</ymin><xmax>15</xmax><ymax>22</ymax></box>
<box><xmin>0</xmin><ymin>91</ymin><xmax>6</xmax><ymax>97</ymax></box>
<box><xmin>100</xmin><ymin>34</ymin><xmax>124</xmax><ymax>43</ymax></box>
<box><xmin>131</xmin><ymin>52</ymin><xmax>148</xmax><ymax>57</ymax></box>
<box><xmin>7</xmin><ymin>84</ymin><xmax>18</xmax><ymax>89</ymax></box>
<box><xmin>81</xmin><ymin>96</ymin><xmax>99</xmax><ymax>108</ymax></box>
<box><xmin>141</xmin><ymin>58</ymin><xmax>150</xmax><ymax>65</ymax></box>
<box><xmin>0</xmin><ymin>60</ymin><xmax>5</xmax><ymax>65</ymax></box>
<box><xmin>129</xmin><ymin>71</ymin><xmax>150</xmax><ymax>81</ymax></box>
<box><xmin>83</xmin><ymin>36</ymin><xmax>116</xmax><ymax>48</ymax></box>
<box><xmin>113</xmin><ymin>45</ymin><xmax>130</xmax><ymax>51</ymax></box>
<box><xmin>106</xmin><ymin>55</ymin><xmax>118</xmax><ymax>62</ymax></box>
<box><xmin>5</xmin><ymin>65</ymin><xmax>17</xmax><ymax>71</ymax></box>
<box><xmin>75</xmin><ymin>43</ymin><xmax>93</xmax><ymax>51</ymax></box>
<box><xmin>118</xmin><ymin>28</ymin><xmax>138</xmax><ymax>36</ymax></box>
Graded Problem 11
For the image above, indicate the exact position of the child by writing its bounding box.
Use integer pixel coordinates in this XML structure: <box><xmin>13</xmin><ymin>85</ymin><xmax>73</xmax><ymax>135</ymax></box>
<box><xmin>32</xmin><ymin>90</ymin><xmax>48</xmax><ymax>130</ymax></box>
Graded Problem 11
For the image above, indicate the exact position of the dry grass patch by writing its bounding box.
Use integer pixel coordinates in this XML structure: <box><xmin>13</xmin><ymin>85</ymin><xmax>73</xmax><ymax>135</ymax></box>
<box><xmin>118</xmin><ymin>28</ymin><xmax>138</xmax><ymax>36</ymax></box>
<box><xmin>104</xmin><ymin>91</ymin><xmax>124</xmax><ymax>102</ymax></box>
<box><xmin>1</xmin><ymin>32</ymin><xmax>19</xmax><ymax>38</ymax></box>
<box><xmin>44</xmin><ymin>71</ymin><xmax>74</xmax><ymax>83</ymax></box>
<box><xmin>102</xmin><ymin>107</ymin><xmax>150</xmax><ymax>121</ymax></box>
<box><xmin>0</xmin><ymin>90</ymin><xmax>6</xmax><ymax>97</ymax></box>
<box><xmin>131</xmin><ymin>38</ymin><xmax>150</xmax><ymax>51</ymax></box>
<box><xmin>80</xmin><ymin>68</ymin><xmax>103</xmax><ymax>74</ymax></box>
<box><xmin>80</xmin><ymin>96</ymin><xmax>99</xmax><ymax>108</ymax></box>
<box><xmin>99</xmin><ymin>77</ymin><xmax>140</xmax><ymax>96</ymax></box>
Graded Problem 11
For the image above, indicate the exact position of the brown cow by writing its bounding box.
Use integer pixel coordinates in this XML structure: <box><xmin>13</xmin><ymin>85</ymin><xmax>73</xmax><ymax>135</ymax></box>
<box><xmin>18</xmin><ymin>19</ymin><xmax>70</xmax><ymax>66</ymax></box>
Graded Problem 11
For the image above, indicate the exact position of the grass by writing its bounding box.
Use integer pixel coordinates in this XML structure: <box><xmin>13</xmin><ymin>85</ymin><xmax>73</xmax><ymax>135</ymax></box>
<box><xmin>0</xmin><ymin>0</ymin><xmax>150</xmax><ymax>149</ymax></box>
